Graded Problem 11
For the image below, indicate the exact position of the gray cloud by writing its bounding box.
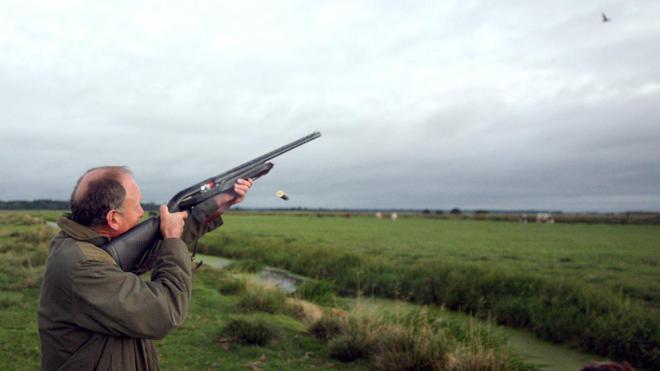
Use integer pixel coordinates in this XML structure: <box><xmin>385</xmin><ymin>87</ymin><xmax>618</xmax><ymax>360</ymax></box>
<box><xmin>1</xmin><ymin>0</ymin><xmax>659</xmax><ymax>212</ymax></box>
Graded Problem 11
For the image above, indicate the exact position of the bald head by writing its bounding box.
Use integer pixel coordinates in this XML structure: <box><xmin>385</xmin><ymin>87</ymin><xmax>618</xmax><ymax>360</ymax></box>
<box><xmin>72</xmin><ymin>167</ymin><xmax>133</xmax><ymax>203</ymax></box>
<box><xmin>70</xmin><ymin>166</ymin><xmax>133</xmax><ymax>227</ymax></box>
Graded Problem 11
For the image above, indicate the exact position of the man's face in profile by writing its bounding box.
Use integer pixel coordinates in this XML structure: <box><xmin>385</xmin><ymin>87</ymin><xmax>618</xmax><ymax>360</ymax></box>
<box><xmin>112</xmin><ymin>175</ymin><xmax>145</xmax><ymax>236</ymax></box>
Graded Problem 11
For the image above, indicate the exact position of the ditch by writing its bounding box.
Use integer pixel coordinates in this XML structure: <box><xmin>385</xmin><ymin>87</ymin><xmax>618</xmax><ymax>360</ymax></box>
<box><xmin>198</xmin><ymin>253</ymin><xmax>604</xmax><ymax>371</ymax></box>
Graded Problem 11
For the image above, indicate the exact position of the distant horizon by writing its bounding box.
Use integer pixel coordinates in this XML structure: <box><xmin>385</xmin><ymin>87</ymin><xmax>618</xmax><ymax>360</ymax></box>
<box><xmin>1</xmin><ymin>198</ymin><xmax>659</xmax><ymax>214</ymax></box>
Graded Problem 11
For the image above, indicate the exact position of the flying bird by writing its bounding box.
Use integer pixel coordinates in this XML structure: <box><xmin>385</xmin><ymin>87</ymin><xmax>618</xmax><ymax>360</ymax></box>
<box><xmin>602</xmin><ymin>13</ymin><xmax>611</xmax><ymax>23</ymax></box>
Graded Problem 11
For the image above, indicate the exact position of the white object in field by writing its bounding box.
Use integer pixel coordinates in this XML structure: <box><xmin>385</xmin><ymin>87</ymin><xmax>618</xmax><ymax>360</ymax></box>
<box><xmin>536</xmin><ymin>213</ymin><xmax>555</xmax><ymax>224</ymax></box>
<box><xmin>276</xmin><ymin>190</ymin><xmax>289</xmax><ymax>200</ymax></box>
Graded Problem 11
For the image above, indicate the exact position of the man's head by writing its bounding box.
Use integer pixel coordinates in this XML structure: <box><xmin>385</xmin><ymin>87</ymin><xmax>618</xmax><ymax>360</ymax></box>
<box><xmin>70</xmin><ymin>166</ymin><xmax>144</xmax><ymax>238</ymax></box>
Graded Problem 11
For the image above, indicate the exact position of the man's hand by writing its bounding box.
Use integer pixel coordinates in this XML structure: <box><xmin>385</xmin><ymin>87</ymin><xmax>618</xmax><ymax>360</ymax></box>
<box><xmin>215</xmin><ymin>178</ymin><xmax>253</xmax><ymax>213</ymax></box>
<box><xmin>159</xmin><ymin>205</ymin><xmax>188</xmax><ymax>239</ymax></box>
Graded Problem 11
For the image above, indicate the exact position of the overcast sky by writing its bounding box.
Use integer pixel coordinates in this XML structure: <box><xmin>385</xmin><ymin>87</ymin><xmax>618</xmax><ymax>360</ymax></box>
<box><xmin>1</xmin><ymin>1</ymin><xmax>659</xmax><ymax>211</ymax></box>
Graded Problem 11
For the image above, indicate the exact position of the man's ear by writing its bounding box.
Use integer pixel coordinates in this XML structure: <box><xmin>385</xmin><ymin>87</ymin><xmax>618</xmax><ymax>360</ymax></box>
<box><xmin>106</xmin><ymin>209</ymin><xmax>121</xmax><ymax>231</ymax></box>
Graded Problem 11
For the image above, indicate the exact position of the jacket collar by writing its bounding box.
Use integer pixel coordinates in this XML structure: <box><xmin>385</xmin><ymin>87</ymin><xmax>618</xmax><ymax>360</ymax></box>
<box><xmin>57</xmin><ymin>214</ymin><xmax>109</xmax><ymax>247</ymax></box>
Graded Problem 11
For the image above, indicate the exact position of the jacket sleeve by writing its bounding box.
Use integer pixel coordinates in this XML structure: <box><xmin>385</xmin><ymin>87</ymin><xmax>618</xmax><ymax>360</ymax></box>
<box><xmin>70</xmin><ymin>238</ymin><xmax>192</xmax><ymax>339</ymax></box>
<box><xmin>181</xmin><ymin>196</ymin><xmax>224</xmax><ymax>245</ymax></box>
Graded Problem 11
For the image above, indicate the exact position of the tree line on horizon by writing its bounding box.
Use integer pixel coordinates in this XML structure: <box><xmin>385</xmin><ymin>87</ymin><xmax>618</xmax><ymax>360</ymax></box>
<box><xmin>1</xmin><ymin>200</ymin><xmax>658</xmax><ymax>223</ymax></box>
<box><xmin>0</xmin><ymin>199</ymin><xmax>161</xmax><ymax>212</ymax></box>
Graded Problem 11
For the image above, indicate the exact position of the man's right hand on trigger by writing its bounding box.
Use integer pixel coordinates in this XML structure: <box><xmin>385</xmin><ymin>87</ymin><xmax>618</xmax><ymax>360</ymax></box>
<box><xmin>159</xmin><ymin>205</ymin><xmax>188</xmax><ymax>239</ymax></box>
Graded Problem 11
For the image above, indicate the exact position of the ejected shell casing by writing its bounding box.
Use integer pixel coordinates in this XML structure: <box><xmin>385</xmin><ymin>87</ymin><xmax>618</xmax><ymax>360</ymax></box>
<box><xmin>276</xmin><ymin>190</ymin><xmax>289</xmax><ymax>200</ymax></box>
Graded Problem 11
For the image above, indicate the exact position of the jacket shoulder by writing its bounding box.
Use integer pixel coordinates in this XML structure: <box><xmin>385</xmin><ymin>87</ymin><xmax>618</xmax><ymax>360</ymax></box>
<box><xmin>74</xmin><ymin>241</ymin><xmax>117</xmax><ymax>266</ymax></box>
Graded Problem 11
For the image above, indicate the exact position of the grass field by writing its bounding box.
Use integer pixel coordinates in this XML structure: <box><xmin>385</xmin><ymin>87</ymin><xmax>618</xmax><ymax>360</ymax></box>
<box><xmin>2</xmin><ymin>210</ymin><xmax>659</xmax><ymax>368</ymax></box>
<box><xmin>0</xmin><ymin>211</ymin><xmax>534</xmax><ymax>370</ymax></box>
<box><xmin>197</xmin><ymin>213</ymin><xmax>660</xmax><ymax>368</ymax></box>
<box><xmin>209</xmin><ymin>214</ymin><xmax>660</xmax><ymax>307</ymax></box>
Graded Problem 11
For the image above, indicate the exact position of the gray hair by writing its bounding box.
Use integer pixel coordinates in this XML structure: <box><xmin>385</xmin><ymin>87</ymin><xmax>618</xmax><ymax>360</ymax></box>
<box><xmin>70</xmin><ymin>166</ymin><xmax>133</xmax><ymax>227</ymax></box>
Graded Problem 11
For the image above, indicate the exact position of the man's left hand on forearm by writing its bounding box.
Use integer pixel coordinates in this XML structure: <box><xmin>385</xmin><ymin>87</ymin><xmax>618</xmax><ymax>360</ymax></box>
<box><xmin>215</xmin><ymin>178</ymin><xmax>253</xmax><ymax>213</ymax></box>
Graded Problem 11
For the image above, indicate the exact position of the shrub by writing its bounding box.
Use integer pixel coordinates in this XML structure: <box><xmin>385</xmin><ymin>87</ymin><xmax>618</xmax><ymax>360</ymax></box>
<box><xmin>220</xmin><ymin>318</ymin><xmax>277</xmax><ymax>346</ymax></box>
<box><xmin>237</xmin><ymin>284</ymin><xmax>286</xmax><ymax>313</ymax></box>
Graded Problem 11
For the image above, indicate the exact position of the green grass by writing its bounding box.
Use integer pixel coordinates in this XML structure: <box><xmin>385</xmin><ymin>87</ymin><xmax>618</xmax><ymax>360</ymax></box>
<box><xmin>207</xmin><ymin>215</ymin><xmax>660</xmax><ymax>307</ymax></box>
<box><xmin>0</xmin><ymin>212</ymin><xmax>535</xmax><ymax>370</ymax></box>
<box><xmin>2</xmin><ymin>211</ymin><xmax>658</xmax><ymax>369</ymax></box>
<box><xmin>156</xmin><ymin>268</ymin><xmax>365</xmax><ymax>370</ymax></box>
<box><xmin>0</xmin><ymin>212</ymin><xmax>366</xmax><ymax>370</ymax></box>
<box><xmin>295</xmin><ymin>279</ymin><xmax>336</xmax><ymax>306</ymax></box>
<box><xmin>0</xmin><ymin>287</ymin><xmax>41</xmax><ymax>370</ymax></box>
<box><xmin>14</xmin><ymin>210</ymin><xmax>657</xmax><ymax>305</ymax></box>
<box><xmin>197</xmin><ymin>214</ymin><xmax>660</xmax><ymax>369</ymax></box>
<box><xmin>1</xmin><ymin>210</ymin><xmax>62</xmax><ymax>222</ymax></box>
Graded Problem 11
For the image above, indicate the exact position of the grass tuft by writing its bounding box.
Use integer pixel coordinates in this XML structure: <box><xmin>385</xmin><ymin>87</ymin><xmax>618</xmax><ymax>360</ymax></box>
<box><xmin>217</xmin><ymin>276</ymin><xmax>247</xmax><ymax>296</ymax></box>
<box><xmin>219</xmin><ymin>318</ymin><xmax>277</xmax><ymax>346</ymax></box>
<box><xmin>284</xmin><ymin>298</ymin><xmax>323</xmax><ymax>324</ymax></box>
<box><xmin>237</xmin><ymin>283</ymin><xmax>286</xmax><ymax>313</ymax></box>
<box><xmin>371</xmin><ymin>322</ymin><xmax>447</xmax><ymax>371</ymax></box>
<box><xmin>328</xmin><ymin>334</ymin><xmax>373</xmax><ymax>362</ymax></box>
<box><xmin>309</xmin><ymin>313</ymin><xmax>343</xmax><ymax>341</ymax></box>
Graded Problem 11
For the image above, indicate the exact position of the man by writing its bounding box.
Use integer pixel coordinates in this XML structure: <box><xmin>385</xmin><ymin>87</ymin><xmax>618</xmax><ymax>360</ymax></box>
<box><xmin>38</xmin><ymin>166</ymin><xmax>252</xmax><ymax>370</ymax></box>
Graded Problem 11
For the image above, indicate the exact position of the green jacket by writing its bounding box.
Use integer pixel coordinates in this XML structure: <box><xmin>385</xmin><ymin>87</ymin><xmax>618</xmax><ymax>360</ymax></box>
<box><xmin>38</xmin><ymin>202</ymin><xmax>222</xmax><ymax>370</ymax></box>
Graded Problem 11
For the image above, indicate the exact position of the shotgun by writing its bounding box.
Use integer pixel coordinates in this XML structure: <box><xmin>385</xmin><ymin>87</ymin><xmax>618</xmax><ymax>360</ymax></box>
<box><xmin>102</xmin><ymin>131</ymin><xmax>321</xmax><ymax>273</ymax></box>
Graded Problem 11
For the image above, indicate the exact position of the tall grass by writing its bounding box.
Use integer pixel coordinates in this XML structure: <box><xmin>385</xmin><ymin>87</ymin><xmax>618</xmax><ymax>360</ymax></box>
<box><xmin>294</xmin><ymin>279</ymin><xmax>336</xmax><ymax>306</ymax></box>
<box><xmin>0</xmin><ymin>214</ymin><xmax>47</xmax><ymax>226</ymax></box>
<box><xmin>219</xmin><ymin>318</ymin><xmax>278</xmax><ymax>346</ymax></box>
<box><xmin>226</xmin><ymin>258</ymin><xmax>263</xmax><ymax>273</ymax></box>
<box><xmin>0</xmin><ymin>219</ymin><xmax>53</xmax><ymax>291</ymax></box>
<box><xmin>217</xmin><ymin>275</ymin><xmax>247</xmax><ymax>296</ymax></box>
<box><xmin>237</xmin><ymin>282</ymin><xmax>287</xmax><ymax>313</ymax></box>
<box><xmin>310</xmin><ymin>303</ymin><xmax>531</xmax><ymax>371</ymax></box>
